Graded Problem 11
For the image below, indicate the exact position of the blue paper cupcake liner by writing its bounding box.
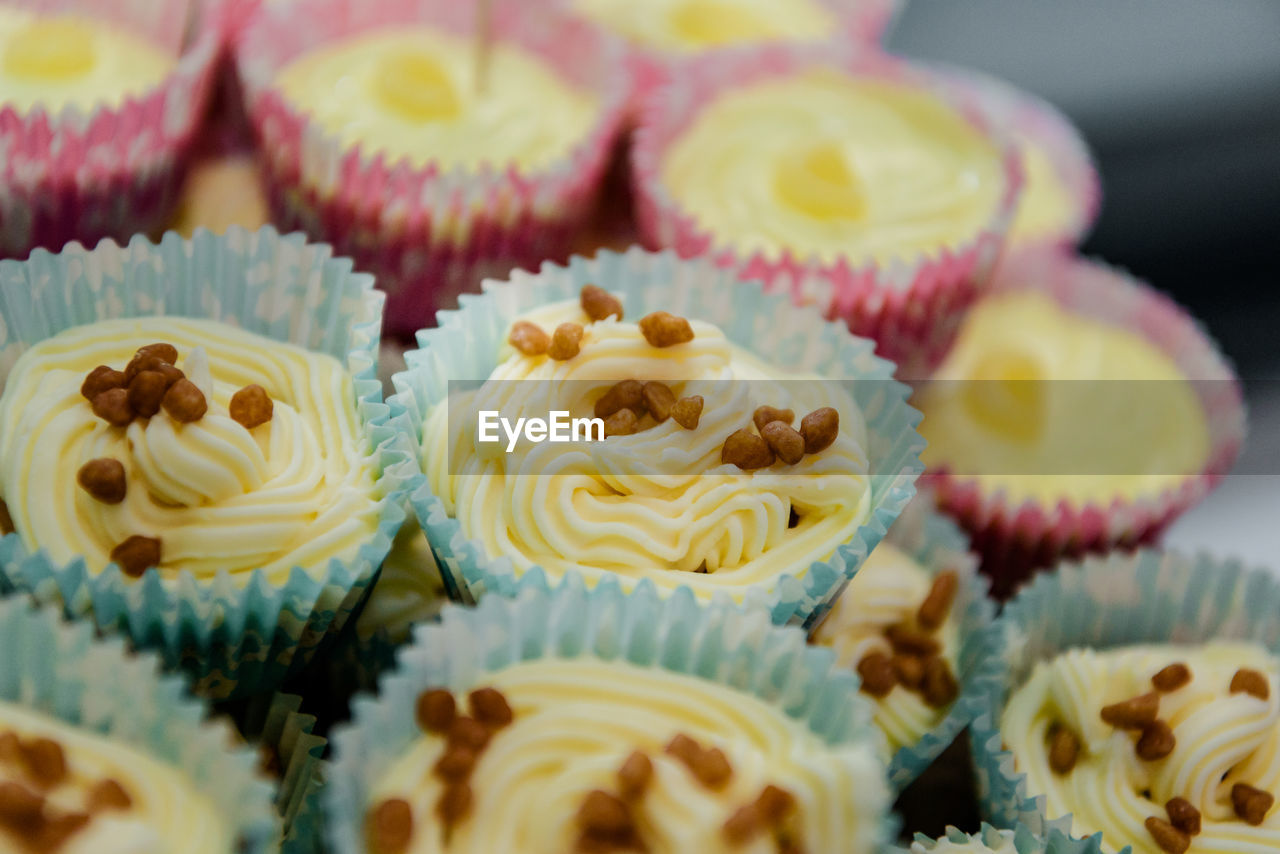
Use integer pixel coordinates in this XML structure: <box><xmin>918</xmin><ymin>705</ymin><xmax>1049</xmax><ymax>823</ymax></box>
<box><xmin>389</xmin><ymin>247</ymin><xmax>924</xmax><ymax>628</ymax></box>
<box><xmin>0</xmin><ymin>594</ymin><xmax>279</xmax><ymax>849</ymax></box>
<box><xmin>324</xmin><ymin>575</ymin><xmax>898</xmax><ymax>853</ymax></box>
<box><xmin>0</xmin><ymin>226</ymin><xmax>423</xmax><ymax>699</ymax></box>
<box><xmin>894</xmin><ymin>823</ymin><xmax>1106</xmax><ymax>854</ymax></box>
<box><xmin>970</xmin><ymin>548</ymin><xmax>1280</xmax><ymax>840</ymax></box>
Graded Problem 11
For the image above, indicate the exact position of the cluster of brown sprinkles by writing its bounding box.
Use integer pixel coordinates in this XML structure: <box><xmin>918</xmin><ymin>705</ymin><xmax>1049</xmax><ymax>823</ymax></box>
<box><xmin>0</xmin><ymin>729</ymin><xmax>132</xmax><ymax>852</ymax></box>
<box><xmin>855</xmin><ymin>571</ymin><xmax>960</xmax><ymax>710</ymax></box>
<box><xmin>721</xmin><ymin>406</ymin><xmax>838</xmax><ymax>472</ymax></box>
<box><xmin>72</xmin><ymin>343</ymin><xmax>275</xmax><ymax>577</ymax></box>
<box><xmin>1044</xmin><ymin>661</ymin><xmax>1277</xmax><ymax>853</ymax></box>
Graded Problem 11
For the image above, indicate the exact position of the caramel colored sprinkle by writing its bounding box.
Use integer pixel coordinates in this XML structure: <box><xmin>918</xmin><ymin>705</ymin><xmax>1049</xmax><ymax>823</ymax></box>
<box><xmin>416</xmin><ymin>689</ymin><xmax>456</xmax><ymax>733</ymax></box>
<box><xmin>0</xmin><ymin>731</ymin><xmax>18</xmax><ymax>762</ymax></box>
<box><xmin>136</xmin><ymin>343</ymin><xmax>178</xmax><ymax>365</ymax></box>
<box><xmin>721</xmin><ymin>428</ymin><xmax>775</xmax><ymax>470</ymax></box>
<box><xmin>161</xmin><ymin>378</ymin><xmax>207</xmax><ymax>423</ymax></box>
<box><xmin>639</xmin><ymin>311</ymin><xmax>694</xmax><ymax>348</ymax></box>
<box><xmin>891</xmin><ymin>654</ymin><xmax>925</xmax><ymax>690</ymax></box>
<box><xmin>33</xmin><ymin>811</ymin><xmax>89</xmax><ymax>849</ymax></box>
<box><xmin>1100</xmin><ymin>692</ymin><xmax>1159</xmax><ymax>730</ymax></box>
<box><xmin>436</xmin><ymin>782</ymin><xmax>473</xmax><ymax>829</ymax></box>
<box><xmin>921</xmin><ymin>656</ymin><xmax>959</xmax><ymax>708</ymax></box>
<box><xmin>468</xmin><ymin>687</ymin><xmax>513</xmax><ymax>729</ymax></box>
<box><xmin>617</xmin><ymin>751</ymin><xmax>653</xmax><ymax>800</ymax></box>
<box><xmin>20</xmin><ymin>737</ymin><xmax>67</xmax><ymax>788</ymax></box>
<box><xmin>641</xmin><ymin>382</ymin><xmax>675</xmax><ymax>423</ymax></box>
<box><xmin>917</xmin><ymin>571</ymin><xmax>959</xmax><ymax>631</ymax></box>
<box><xmin>124</xmin><ymin>351</ymin><xmax>169</xmax><ymax>384</ymax></box>
<box><xmin>110</xmin><ymin>535</ymin><xmax>161</xmax><ymax>577</ymax></box>
<box><xmin>1047</xmin><ymin>725</ymin><xmax>1080</xmax><ymax>775</ymax></box>
<box><xmin>432</xmin><ymin>746</ymin><xmax>476</xmax><ymax>782</ymax></box>
<box><xmin>81</xmin><ymin>365</ymin><xmax>127</xmax><ymax>401</ymax></box>
<box><xmin>1136</xmin><ymin>720</ymin><xmax>1176</xmax><ymax>760</ymax></box>
<box><xmin>0</xmin><ymin>780</ymin><xmax>43</xmax><ymax>825</ymax></box>
<box><xmin>446</xmin><ymin>716</ymin><xmax>490</xmax><ymax>752</ymax></box>
<box><xmin>799</xmin><ymin>408</ymin><xmax>838</xmax><ymax>455</ymax></box>
<box><xmin>884</xmin><ymin>624</ymin><xmax>940</xmax><ymax>657</ymax></box>
<box><xmin>230</xmin><ymin>384</ymin><xmax>274</xmax><ymax>430</ymax></box>
<box><xmin>91</xmin><ymin>388</ymin><xmax>134</xmax><ymax>427</ymax></box>
<box><xmin>594</xmin><ymin>380</ymin><xmax>645</xmax><ymax>419</ymax></box>
<box><xmin>723</xmin><ymin>804</ymin><xmax>761</xmax><ymax>844</ymax></box>
<box><xmin>1231</xmin><ymin>668</ymin><xmax>1270</xmax><ymax>700</ymax></box>
<box><xmin>1152</xmin><ymin>663</ymin><xmax>1192</xmax><ymax>693</ymax></box>
<box><xmin>580</xmin><ymin>284</ymin><xmax>622</xmax><ymax>322</ymax></box>
<box><xmin>760</xmin><ymin>421</ymin><xmax>805</xmax><ymax>465</ymax></box>
<box><xmin>1145</xmin><ymin>816</ymin><xmax>1190</xmax><ymax>854</ymax></box>
<box><xmin>508</xmin><ymin>321</ymin><xmax>550</xmax><ymax>356</ymax></box>
<box><xmin>1165</xmin><ymin>797</ymin><xmax>1200</xmax><ymax>836</ymax></box>
<box><xmin>368</xmin><ymin>798</ymin><xmax>413</xmax><ymax>854</ymax></box>
<box><xmin>603</xmin><ymin>408</ymin><xmax>639</xmax><ymax>438</ymax></box>
<box><xmin>856</xmin><ymin>651</ymin><xmax>896</xmax><ymax>698</ymax></box>
<box><xmin>1232</xmin><ymin>783</ymin><xmax>1274</xmax><ymax>825</ymax></box>
<box><xmin>127</xmin><ymin>370</ymin><xmax>168</xmax><ymax>418</ymax></box>
<box><xmin>665</xmin><ymin>734</ymin><xmax>733</xmax><ymax>790</ymax></box>
<box><xmin>752</xmin><ymin>406</ymin><xmax>794</xmax><ymax>433</ymax></box>
<box><xmin>576</xmin><ymin>790</ymin><xmax>632</xmax><ymax>837</ymax></box>
<box><xmin>76</xmin><ymin>458</ymin><xmax>126</xmax><ymax>505</ymax></box>
<box><xmin>755</xmin><ymin>785</ymin><xmax>796</xmax><ymax>824</ymax></box>
<box><xmin>549</xmin><ymin>323</ymin><xmax>585</xmax><ymax>361</ymax></box>
<box><xmin>670</xmin><ymin>395</ymin><xmax>703</xmax><ymax>430</ymax></box>
<box><xmin>88</xmin><ymin>779</ymin><xmax>132</xmax><ymax>812</ymax></box>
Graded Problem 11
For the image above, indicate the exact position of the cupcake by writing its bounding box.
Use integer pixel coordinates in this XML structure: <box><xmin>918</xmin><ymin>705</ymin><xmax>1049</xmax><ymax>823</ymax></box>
<box><xmin>237</xmin><ymin>0</ymin><xmax>629</xmax><ymax>335</ymax></box>
<box><xmin>631</xmin><ymin>45</ymin><xmax>1022</xmax><ymax>376</ymax></box>
<box><xmin>811</xmin><ymin>496</ymin><xmax>999</xmax><ymax>789</ymax></box>
<box><xmin>904</xmin><ymin>824</ymin><xmax>1104</xmax><ymax>854</ymax></box>
<box><xmin>915</xmin><ymin>252</ymin><xmax>1245</xmax><ymax>597</ymax></box>
<box><xmin>324</xmin><ymin>577</ymin><xmax>896</xmax><ymax>853</ymax></box>
<box><xmin>0</xmin><ymin>227</ymin><xmax>420</xmax><ymax>699</ymax></box>
<box><xmin>390</xmin><ymin>248</ymin><xmax>923</xmax><ymax>627</ymax></box>
<box><xmin>972</xmin><ymin>549</ymin><xmax>1280</xmax><ymax>853</ymax></box>
<box><xmin>0</xmin><ymin>595</ymin><xmax>279</xmax><ymax>851</ymax></box>
<box><xmin>0</xmin><ymin>0</ymin><xmax>220</xmax><ymax>258</ymax></box>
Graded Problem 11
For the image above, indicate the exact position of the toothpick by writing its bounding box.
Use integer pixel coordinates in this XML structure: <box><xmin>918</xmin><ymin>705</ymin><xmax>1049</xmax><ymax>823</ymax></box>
<box><xmin>475</xmin><ymin>0</ymin><xmax>493</xmax><ymax>96</ymax></box>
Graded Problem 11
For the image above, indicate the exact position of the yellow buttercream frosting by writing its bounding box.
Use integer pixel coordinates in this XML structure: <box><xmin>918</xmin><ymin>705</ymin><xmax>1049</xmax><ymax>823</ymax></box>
<box><xmin>274</xmin><ymin>26</ymin><xmax>598</xmax><ymax>171</ymax></box>
<box><xmin>917</xmin><ymin>291</ymin><xmax>1210</xmax><ymax>506</ymax></box>
<box><xmin>370</xmin><ymin>657</ymin><xmax>889</xmax><ymax>853</ymax></box>
<box><xmin>571</xmin><ymin>0</ymin><xmax>835</xmax><ymax>53</ymax></box>
<box><xmin>1008</xmin><ymin>141</ymin><xmax>1078</xmax><ymax>244</ymax></box>
<box><xmin>0</xmin><ymin>701</ymin><xmax>230</xmax><ymax>854</ymax></box>
<box><xmin>1002</xmin><ymin>642</ymin><xmax>1280</xmax><ymax>854</ymax></box>
<box><xmin>659</xmin><ymin>70</ymin><xmax>1006</xmax><ymax>267</ymax></box>
<box><xmin>421</xmin><ymin>296</ymin><xmax>873</xmax><ymax>600</ymax></box>
<box><xmin>0</xmin><ymin>317</ymin><xmax>382</xmax><ymax>585</ymax></box>
<box><xmin>812</xmin><ymin>543</ymin><xmax>960</xmax><ymax>754</ymax></box>
<box><xmin>0</xmin><ymin>6</ymin><xmax>174</xmax><ymax>114</ymax></box>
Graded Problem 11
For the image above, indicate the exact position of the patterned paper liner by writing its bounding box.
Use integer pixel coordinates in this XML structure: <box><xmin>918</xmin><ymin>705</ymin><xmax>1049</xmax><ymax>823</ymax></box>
<box><xmin>894</xmin><ymin>823</ymin><xmax>1106</xmax><ymax>854</ymax></box>
<box><xmin>969</xmin><ymin>549</ymin><xmax>1280</xmax><ymax>839</ymax></box>
<box><xmin>237</xmin><ymin>0</ymin><xmax>631</xmax><ymax>336</ymax></box>
<box><xmin>0</xmin><ymin>595</ymin><xmax>279</xmax><ymax>849</ymax></box>
<box><xmin>0</xmin><ymin>226</ymin><xmax>422</xmax><ymax>700</ymax></box>
<box><xmin>0</xmin><ymin>0</ymin><xmax>221</xmax><ymax>258</ymax></box>
<box><xmin>921</xmin><ymin>251</ymin><xmax>1246</xmax><ymax>599</ymax></box>
<box><xmin>630</xmin><ymin>43</ymin><xmax>1024</xmax><ymax>379</ymax></box>
<box><xmin>388</xmin><ymin>247</ymin><xmax>925</xmax><ymax>629</ymax></box>
<box><xmin>324</xmin><ymin>576</ymin><xmax>898</xmax><ymax>853</ymax></box>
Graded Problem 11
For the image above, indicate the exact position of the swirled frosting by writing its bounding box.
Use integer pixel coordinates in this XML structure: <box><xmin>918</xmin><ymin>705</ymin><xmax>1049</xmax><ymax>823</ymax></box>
<box><xmin>370</xmin><ymin>657</ymin><xmax>889</xmax><ymax>853</ymax></box>
<box><xmin>570</xmin><ymin>0</ymin><xmax>834</xmax><ymax>53</ymax></box>
<box><xmin>0</xmin><ymin>317</ymin><xmax>382</xmax><ymax>585</ymax></box>
<box><xmin>917</xmin><ymin>291</ymin><xmax>1210</xmax><ymax>506</ymax></box>
<box><xmin>421</xmin><ymin>296</ymin><xmax>872</xmax><ymax>600</ymax></box>
<box><xmin>1002</xmin><ymin>642</ymin><xmax>1280</xmax><ymax>853</ymax></box>
<box><xmin>1008</xmin><ymin>142</ymin><xmax>1077</xmax><ymax>245</ymax></box>
<box><xmin>811</xmin><ymin>543</ymin><xmax>959</xmax><ymax>753</ymax></box>
<box><xmin>659</xmin><ymin>70</ymin><xmax>1005</xmax><ymax>267</ymax></box>
<box><xmin>0</xmin><ymin>700</ymin><xmax>230</xmax><ymax>854</ymax></box>
<box><xmin>0</xmin><ymin>6</ymin><xmax>173</xmax><ymax>114</ymax></box>
<box><xmin>274</xmin><ymin>26</ymin><xmax>598</xmax><ymax>171</ymax></box>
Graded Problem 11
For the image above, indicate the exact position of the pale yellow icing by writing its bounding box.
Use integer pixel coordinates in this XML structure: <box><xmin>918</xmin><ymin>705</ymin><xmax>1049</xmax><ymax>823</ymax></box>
<box><xmin>1002</xmin><ymin>642</ymin><xmax>1280</xmax><ymax>854</ymax></box>
<box><xmin>274</xmin><ymin>26</ymin><xmax>598</xmax><ymax>171</ymax></box>
<box><xmin>421</xmin><ymin>296</ymin><xmax>872</xmax><ymax>601</ymax></box>
<box><xmin>0</xmin><ymin>700</ymin><xmax>230</xmax><ymax>854</ymax></box>
<box><xmin>0</xmin><ymin>6</ymin><xmax>174</xmax><ymax>114</ymax></box>
<box><xmin>917</xmin><ymin>291</ymin><xmax>1210</xmax><ymax>506</ymax></box>
<box><xmin>1008</xmin><ymin>142</ymin><xmax>1078</xmax><ymax>244</ymax></box>
<box><xmin>571</xmin><ymin>0</ymin><xmax>834</xmax><ymax>53</ymax></box>
<box><xmin>371</xmin><ymin>657</ymin><xmax>889</xmax><ymax>853</ymax></box>
<box><xmin>659</xmin><ymin>70</ymin><xmax>1005</xmax><ymax>268</ymax></box>
<box><xmin>812</xmin><ymin>542</ymin><xmax>959</xmax><ymax>754</ymax></box>
<box><xmin>0</xmin><ymin>318</ymin><xmax>382</xmax><ymax>586</ymax></box>
<box><xmin>354</xmin><ymin>518</ymin><xmax>446</xmax><ymax>643</ymax></box>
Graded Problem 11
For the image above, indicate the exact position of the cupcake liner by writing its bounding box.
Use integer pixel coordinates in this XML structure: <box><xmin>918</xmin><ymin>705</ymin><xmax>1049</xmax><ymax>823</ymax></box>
<box><xmin>921</xmin><ymin>251</ymin><xmax>1246</xmax><ymax>599</ymax></box>
<box><xmin>0</xmin><ymin>0</ymin><xmax>221</xmax><ymax>258</ymax></box>
<box><xmin>630</xmin><ymin>43</ymin><xmax>1024</xmax><ymax>379</ymax></box>
<box><xmin>325</xmin><ymin>575</ymin><xmax>898</xmax><ymax>853</ymax></box>
<box><xmin>238</xmin><ymin>0</ymin><xmax>631</xmax><ymax>336</ymax></box>
<box><xmin>389</xmin><ymin>247</ymin><xmax>925</xmax><ymax>628</ymax></box>
<box><xmin>970</xmin><ymin>548</ymin><xmax>1280</xmax><ymax>839</ymax></box>
<box><xmin>0</xmin><ymin>594</ymin><xmax>279</xmax><ymax>849</ymax></box>
<box><xmin>0</xmin><ymin>226</ymin><xmax>423</xmax><ymax>699</ymax></box>
<box><xmin>896</xmin><ymin>823</ymin><xmax>1106</xmax><ymax>854</ymax></box>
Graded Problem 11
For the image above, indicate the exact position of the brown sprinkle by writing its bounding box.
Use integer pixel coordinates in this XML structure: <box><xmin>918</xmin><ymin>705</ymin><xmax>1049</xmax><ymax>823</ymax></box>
<box><xmin>799</xmin><ymin>408</ymin><xmax>839</xmax><ymax>455</ymax></box>
<box><xmin>110</xmin><ymin>535</ymin><xmax>161</xmax><ymax>577</ymax></box>
<box><xmin>1231</xmin><ymin>668</ymin><xmax>1270</xmax><ymax>701</ymax></box>
<box><xmin>124</xmin><ymin>351</ymin><xmax>169</xmax><ymax>383</ymax></box>
<box><xmin>20</xmin><ymin>737</ymin><xmax>67</xmax><ymax>788</ymax></box>
<box><xmin>416</xmin><ymin>689</ymin><xmax>456</xmax><ymax>733</ymax></box>
<box><xmin>884</xmin><ymin>624</ymin><xmax>940</xmax><ymax>657</ymax></box>
<box><xmin>155</xmin><ymin>363</ymin><xmax>185</xmax><ymax>387</ymax></box>
<box><xmin>1047</xmin><ymin>725</ymin><xmax>1080</xmax><ymax>775</ymax></box>
<box><xmin>891</xmin><ymin>654</ymin><xmax>925</xmax><ymax>691</ymax></box>
<box><xmin>508</xmin><ymin>321</ymin><xmax>550</xmax><ymax>356</ymax></box>
<box><xmin>752</xmin><ymin>406</ymin><xmax>794</xmax><ymax>433</ymax></box>
<box><xmin>594</xmin><ymin>380</ymin><xmax>645</xmax><ymax>419</ymax></box>
<box><xmin>1165</xmin><ymin>797</ymin><xmax>1200</xmax><ymax>836</ymax></box>
<box><xmin>33</xmin><ymin>811</ymin><xmax>89</xmax><ymax>850</ymax></box>
<box><xmin>127</xmin><ymin>370</ymin><xmax>169</xmax><ymax>418</ymax></box>
<box><xmin>1145</xmin><ymin>816</ymin><xmax>1190</xmax><ymax>854</ymax></box>
<box><xmin>603</xmin><ymin>408</ymin><xmax>639</xmax><ymax>438</ymax></box>
<box><xmin>76</xmin><ymin>458</ymin><xmax>126</xmax><ymax>505</ymax></box>
<box><xmin>755</xmin><ymin>785</ymin><xmax>796</xmax><ymax>824</ymax></box>
<box><xmin>1232</xmin><ymin>783</ymin><xmax>1274</xmax><ymax>825</ymax></box>
<box><xmin>549</xmin><ymin>323</ymin><xmax>585</xmax><ymax>361</ymax></box>
<box><xmin>721</xmin><ymin>428</ymin><xmax>775</xmax><ymax>470</ymax></box>
<box><xmin>368</xmin><ymin>798</ymin><xmax>413</xmax><ymax>854</ymax></box>
<box><xmin>641</xmin><ymin>382</ymin><xmax>675</xmax><ymax>423</ymax></box>
<box><xmin>617</xmin><ymin>751</ymin><xmax>653</xmax><ymax>800</ymax></box>
<box><xmin>580</xmin><ymin>284</ymin><xmax>622</xmax><ymax>322</ymax></box>
<box><xmin>81</xmin><ymin>365</ymin><xmax>127</xmax><ymax>401</ymax></box>
<box><xmin>1136</xmin><ymin>719</ymin><xmax>1176</xmax><ymax>761</ymax></box>
<box><xmin>576</xmin><ymin>790</ymin><xmax>632</xmax><ymax>837</ymax></box>
<box><xmin>136</xmin><ymin>343</ymin><xmax>179</xmax><ymax>365</ymax></box>
<box><xmin>162</xmin><ymin>378</ymin><xmax>207</xmax><ymax>423</ymax></box>
<box><xmin>468</xmin><ymin>687</ymin><xmax>513</xmax><ymax>729</ymax></box>
<box><xmin>432</xmin><ymin>746</ymin><xmax>476</xmax><ymax>782</ymax></box>
<box><xmin>91</xmin><ymin>388</ymin><xmax>134</xmax><ymax>427</ymax></box>
<box><xmin>638</xmin><ymin>311</ymin><xmax>694</xmax><ymax>348</ymax></box>
<box><xmin>230</xmin><ymin>384</ymin><xmax>274</xmax><ymax>430</ymax></box>
<box><xmin>0</xmin><ymin>731</ymin><xmax>19</xmax><ymax>762</ymax></box>
<box><xmin>760</xmin><ymin>421</ymin><xmax>805</xmax><ymax>465</ymax></box>
<box><xmin>436</xmin><ymin>782</ymin><xmax>473</xmax><ymax>829</ymax></box>
<box><xmin>670</xmin><ymin>395</ymin><xmax>703</xmax><ymax>430</ymax></box>
<box><xmin>446</xmin><ymin>716</ymin><xmax>490</xmax><ymax>752</ymax></box>
<box><xmin>917</xmin><ymin>571</ymin><xmax>959</xmax><ymax>631</ymax></box>
<box><xmin>1152</xmin><ymin>663</ymin><xmax>1192</xmax><ymax>693</ymax></box>
<box><xmin>0</xmin><ymin>780</ymin><xmax>43</xmax><ymax>827</ymax></box>
<box><xmin>921</xmin><ymin>656</ymin><xmax>959</xmax><ymax>708</ymax></box>
<box><xmin>664</xmin><ymin>734</ymin><xmax>732</xmax><ymax>790</ymax></box>
<box><xmin>723</xmin><ymin>804</ymin><xmax>762</xmax><ymax>844</ymax></box>
<box><xmin>1100</xmin><ymin>692</ymin><xmax>1159</xmax><ymax>730</ymax></box>
<box><xmin>88</xmin><ymin>778</ymin><xmax>132</xmax><ymax>812</ymax></box>
<box><xmin>856</xmin><ymin>651</ymin><xmax>896</xmax><ymax>698</ymax></box>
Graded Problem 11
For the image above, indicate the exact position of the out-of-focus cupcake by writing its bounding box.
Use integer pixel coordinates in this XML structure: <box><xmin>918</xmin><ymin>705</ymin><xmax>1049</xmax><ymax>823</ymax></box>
<box><xmin>0</xmin><ymin>0</ymin><xmax>220</xmax><ymax>258</ymax></box>
<box><xmin>811</xmin><ymin>496</ymin><xmax>999</xmax><ymax>790</ymax></box>
<box><xmin>390</xmin><ymin>248</ymin><xmax>923</xmax><ymax>628</ymax></box>
<box><xmin>631</xmin><ymin>45</ymin><xmax>1022</xmax><ymax>377</ymax></box>
<box><xmin>972</xmin><ymin>549</ymin><xmax>1280</xmax><ymax>853</ymax></box>
<box><xmin>0</xmin><ymin>227</ymin><xmax>420</xmax><ymax>699</ymax></box>
<box><xmin>0</xmin><ymin>595</ymin><xmax>279</xmax><ymax>851</ymax></box>
<box><xmin>236</xmin><ymin>0</ymin><xmax>629</xmax><ymax>336</ymax></box>
<box><xmin>901</xmin><ymin>824</ymin><xmax>1104</xmax><ymax>854</ymax></box>
<box><xmin>324</xmin><ymin>578</ymin><xmax>896</xmax><ymax>853</ymax></box>
<box><xmin>914</xmin><ymin>251</ymin><xmax>1245</xmax><ymax>597</ymax></box>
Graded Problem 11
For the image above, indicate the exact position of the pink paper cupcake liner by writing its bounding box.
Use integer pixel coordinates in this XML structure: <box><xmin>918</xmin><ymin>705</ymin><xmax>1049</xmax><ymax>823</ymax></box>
<box><xmin>237</xmin><ymin>0</ymin><xmax>630</xmax><ymax>337</ymax></box>
<box><xmin>0</xmin><ymin>0</ymin><xmax>221</xmax><ymax>258</ymax></box>
<box><xmin>921</xmin><ymin>251</ymin><xmax>1247</xmax><ymax>599</ymax></box>
<box><xmin>630</xmin><ymin>43</ymin><xmax>1024</xmax><ymax>380</ymax></box>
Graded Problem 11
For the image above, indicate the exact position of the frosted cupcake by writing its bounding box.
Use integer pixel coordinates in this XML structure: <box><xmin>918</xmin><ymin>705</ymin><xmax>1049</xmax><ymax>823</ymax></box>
<box><xmin>324</xmin><ymin>578</ymin><xmax>896</xmax><ymax>853</ymax></box>
<box><xmin>915</xmin><ymin>252</ymin><xmax>1244</xmax><ymax>597</ymax></box>
<box><xmin>632</xmin><ymin>45</ymin><xmax>1022</xmax><ymax>376</ymax></box>
<box><xmin>237</xmin><ymin>0</ymin><xmax>629</xmax><ymax>334</ymax></box>
<box><xmin>390</xmin><ymin>248</ymin><xmax>923</xmax><ymax>627</ymax></box>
